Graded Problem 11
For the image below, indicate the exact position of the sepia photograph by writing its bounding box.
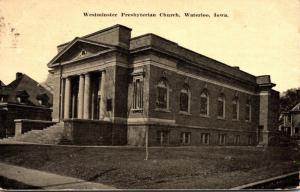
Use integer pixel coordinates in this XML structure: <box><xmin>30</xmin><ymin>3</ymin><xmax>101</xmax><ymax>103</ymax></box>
<box><xmin>0</xmin><ymin>0</ymin><xmax>299</xmax><ymax>190</ymax></box>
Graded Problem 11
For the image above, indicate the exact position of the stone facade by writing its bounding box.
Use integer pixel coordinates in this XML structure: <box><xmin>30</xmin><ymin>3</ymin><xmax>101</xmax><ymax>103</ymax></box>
<box><xmin>48</xmin><ymin>24</ymin><xmax>279</xmax><ymax>146</ymax></box>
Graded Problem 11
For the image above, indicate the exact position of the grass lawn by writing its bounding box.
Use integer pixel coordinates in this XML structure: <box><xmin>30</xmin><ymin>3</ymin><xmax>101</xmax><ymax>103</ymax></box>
<box><xmin>0</xmin><ymin>144</ymin><xmax>299</xmax><ymax>189</ymax></box>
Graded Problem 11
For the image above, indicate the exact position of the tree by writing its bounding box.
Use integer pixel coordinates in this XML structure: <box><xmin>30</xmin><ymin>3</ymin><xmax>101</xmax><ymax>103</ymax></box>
<box><xmin>280</xmin><ymin>87</ymin><xmax>300</xmax><ymax>113</ymax></box>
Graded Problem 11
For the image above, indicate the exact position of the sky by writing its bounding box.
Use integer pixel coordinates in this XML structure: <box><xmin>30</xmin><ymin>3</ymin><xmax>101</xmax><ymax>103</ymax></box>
<box><xmin>0</xmin><ymin>0</ymin><xmax>299</xmax><ymax>93</ymax></box>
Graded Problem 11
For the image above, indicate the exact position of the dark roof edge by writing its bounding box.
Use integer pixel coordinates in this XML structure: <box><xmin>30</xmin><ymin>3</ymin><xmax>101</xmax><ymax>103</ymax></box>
<box><xmin>131</xmin><ymin>33</ymin><xmax>256</xmax><ymax>80</ymax></box>
<box><xmin>57</xmin><ymin>24</ymin><xmax>132</xmax><ymax>47</ymax></box>
<box><xmin>131</xmin><ymin>33</ymin><xmax>178</xmax><ymax>46</ymax></box>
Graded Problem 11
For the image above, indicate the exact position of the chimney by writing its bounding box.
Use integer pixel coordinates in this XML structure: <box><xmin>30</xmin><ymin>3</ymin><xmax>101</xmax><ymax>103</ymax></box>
<box><xmin>16</xmin><ymin>72</ymin><xmax>23</xmax><ymax>79</ymax></box>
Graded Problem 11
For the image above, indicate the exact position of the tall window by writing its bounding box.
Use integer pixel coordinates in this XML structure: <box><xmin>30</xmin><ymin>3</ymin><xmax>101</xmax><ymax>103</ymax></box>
<box><xmin>200</xmin><ymin>91</ymin><xmax>209</xmax><ymax>116</ymax></box>
<box><xmin>232</xmin><ymin>97</ymin><xmax>239</xmax><ymax>120</ymax></box>
<box><xmin>180</xmin><ymin>85</ymin><xmax>190</xmax><ymax>112</ymax></box>
<box><xmin>132</xmin><ymin>77</ymin><xmax>143</xmax><ymax>111</ymax></box>
<box><xmin>180</xmin><ymin>132</ymin><xmax>191</xmax><ymax>145</ymax></box>
<box><xmin>156</xmin><ymin>79</ymin><xmax>169</xmax><ymax>109</ymax></box>
<box><xmin>217</xmin><ymin>94</ymin><xmax>225</xmax><ymax>119</ymax></box>
<box><xmin>245</xmin><ymin>99</ymin><xmax>251</xmax><ymax>122</ymax></box>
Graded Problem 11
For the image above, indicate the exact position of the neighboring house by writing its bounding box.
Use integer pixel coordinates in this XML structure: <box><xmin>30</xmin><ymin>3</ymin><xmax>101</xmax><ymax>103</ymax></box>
<box><xmin>0</xmin><ymin>80</ymin><xmax>5</xmax><ymax>87</ymax></box>
<box><xmin>279</xmin><ymin>102</ymin><xmax>300</xmax><ymax>137</ymax></box>
<box><xmin>0</xmin><ymin>73</ymin><xmax>53</xmax><ymax>138</ymax></box>
<box><xmin>47</xmin><ymin>24</ymin><xmax>279</xmax><ymax>146</ymax></box>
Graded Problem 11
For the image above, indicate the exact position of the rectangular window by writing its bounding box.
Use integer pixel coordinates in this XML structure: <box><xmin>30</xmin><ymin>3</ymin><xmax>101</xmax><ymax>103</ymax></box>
<box><xmin>157</xmin><ymin>131</ymin><xmax>169</xmax><ymax>145</ymax></box>
<box><xmin>157</xmin><ymin>87</ymin><xmax>167</xmax><ymax>109</ymax></box>
<box><xmin>201</xmin><ymin>133</ymin><xmax>210</xmax><ymax>145</ymax></box>
<box><xmin>181</xmin><ymin>132</ymin><xmax>191</xmax><ymax>145</ymax></box>
<box><xmin>234</xmin><ymin>135</ymin><xmax>240</xmax><ymax>145</ymax></box>
<box><xmin>180</xmin><ymin>92</ymin><xmax>189</xmax><ymax>112</ymax></box>
<box><xmin>218</xmin><ymin>134</ymin><xmax>226</xmax><ymax>145</ymax></box>
<box><xmin>132</xmin><ymin>78</ymin><xmax>143</xmax><ymax>111</ymax></box>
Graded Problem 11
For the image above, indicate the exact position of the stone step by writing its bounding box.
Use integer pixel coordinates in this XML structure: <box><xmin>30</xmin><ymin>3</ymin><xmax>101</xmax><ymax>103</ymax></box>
<box><xmin>0</xmin><ymin>123</ymin><xmax>65</xmax><ymax>144</ymax></box>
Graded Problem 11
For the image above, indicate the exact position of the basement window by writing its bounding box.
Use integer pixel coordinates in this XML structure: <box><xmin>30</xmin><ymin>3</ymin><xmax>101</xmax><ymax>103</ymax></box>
<box><xmin>234</xmin><ymin>135</ymin><xmax>240</xmax><ymax>145</ymax></box>
<box><xmin>218</xmin><ymin>134</ymin><xmax>226</xmax><ymax>145</ymax></box>
<box><xmin>201</xmin><ymin>133</ymin><xmax>210</xmax><ymax>145</ymax></box>
<box><xmin>180</xmin><ymin>132</ymin><xmax>191</xmax><ymax>145</ymax></box>
<box><xmin>156</xmin><ymin>130</ymin><xmax>169</xmax><ymax>145</ymax></box>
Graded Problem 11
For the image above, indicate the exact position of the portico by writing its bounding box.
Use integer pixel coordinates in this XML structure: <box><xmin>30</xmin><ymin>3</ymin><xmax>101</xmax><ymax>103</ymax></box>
<box><xmin>62</xmin><ymin>71</ymin><xmax>106</xmax><ymax>121</ymax></box>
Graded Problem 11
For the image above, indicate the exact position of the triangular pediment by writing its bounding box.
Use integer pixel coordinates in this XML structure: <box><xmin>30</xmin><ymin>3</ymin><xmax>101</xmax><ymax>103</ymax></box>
<box><xmin>48</xmin><ymin>38</ymin><xmax>115</xmax><ymax>67</ymax></box>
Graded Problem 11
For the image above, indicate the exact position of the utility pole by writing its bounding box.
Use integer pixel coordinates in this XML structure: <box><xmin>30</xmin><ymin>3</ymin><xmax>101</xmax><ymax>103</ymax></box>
<box><xmin>145</xmin><ymin>126</ymin><xmax>149</xmax><ymax>160</ymax></box>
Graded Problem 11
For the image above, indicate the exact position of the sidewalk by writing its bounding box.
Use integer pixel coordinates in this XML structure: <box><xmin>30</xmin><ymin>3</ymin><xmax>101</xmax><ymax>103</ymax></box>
<box><xmin>0</xmin><ymin>162</ymin><xmax>115</xmax><ymax>189</ymax></box>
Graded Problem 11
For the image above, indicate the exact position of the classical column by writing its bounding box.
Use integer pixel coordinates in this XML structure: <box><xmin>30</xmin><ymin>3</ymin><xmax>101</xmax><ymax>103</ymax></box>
<box><xmin>77</xmin><ymin>74</ymin><xmax>85</xmax><ymax>119</ymax></box>
<box><xmin>99</xmin><ymin>71</ymin><xmax>106</xmax><ymax>120</ymax></box>
<box><xmin>83</xmin><ymin>73</ymin><xmax>91</xmax><ymax>119</ymax></box>
<box><xmin>64</xmin><ymin>77</ymin><xmax>71</xmax><ymax>119</ymax></box>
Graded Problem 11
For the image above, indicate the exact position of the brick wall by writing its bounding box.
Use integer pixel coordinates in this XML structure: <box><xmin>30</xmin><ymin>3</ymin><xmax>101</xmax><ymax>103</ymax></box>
<box><xmin>63</xmin><ymin>119</ymin><xmax>127</xmax><ymax>145</ymax></box>
<box><xmin>148</xmin><ymin>64</ymin><xmax>259</xmax><ymax>131</ymax></box>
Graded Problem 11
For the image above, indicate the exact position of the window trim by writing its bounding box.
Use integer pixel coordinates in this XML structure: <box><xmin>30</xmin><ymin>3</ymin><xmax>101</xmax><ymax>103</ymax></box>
<box><xmin>179</xmin><ymin>85</ymin><xmax>191</xmax><ymax>114</ymax></box>
<box><xmin>157</xmin><ymin>130</ymin><xmax>169</xmax><ymax>145</ymax></box>
<box><xmin>201</xmin><ymin>133</ymin><xmax>210</xmax><ymax>145</ymax></box>
<box><xmin>218</xmin><ymin>134</ymin><xmax>227</xmax><ymax>145</ymax></box>
<box><xmin>181</xmin><ymin>132</ymin><xmax>191</xmax><ymax>145</ymax></box>
<box><xmin>132</xmin><ymin>76</ymin><xmax>144</xmax><ymax>112</ymax></box>
<box><xmin>155</xmin><ymin>79</ymin><xmax>170</xmax><ymax>111</ymax></box>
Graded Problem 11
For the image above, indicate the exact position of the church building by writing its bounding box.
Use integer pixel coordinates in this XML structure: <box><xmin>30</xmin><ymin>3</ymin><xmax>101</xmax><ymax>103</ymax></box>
<box><xmin>48</xmin><ymin>24</ymin><xmax>279</xmax><ymax>146</ymax></box>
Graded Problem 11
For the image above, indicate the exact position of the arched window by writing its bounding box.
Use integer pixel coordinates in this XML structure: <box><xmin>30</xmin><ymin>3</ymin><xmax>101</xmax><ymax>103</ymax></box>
<box><xmin>232</xmin><ymin>97</ymin><xmax>239</xmax><ymax>120</ymax></box>
<box><xmin>200</xmin><ymin>90</ymin><xmax>209</xmax><ymax>116</ymax></box>
<box><xmin>156</xmin><ymin>78</ymin><xmax>169</xmax><ymax>109</ymax></box>
<box><xmin>180</xmin><ymin>84</ymin><xmax>190</xmax><ymax>113</ymax></box>
<box><xmin>217</xmin><ymin>94</ymin><xmax>225</xmax><ymax>119</ymax></box>
<box><xmin>245</xmin><ymin>98</ymin><xmax>251</xmax><ymax>122</ymax></box>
